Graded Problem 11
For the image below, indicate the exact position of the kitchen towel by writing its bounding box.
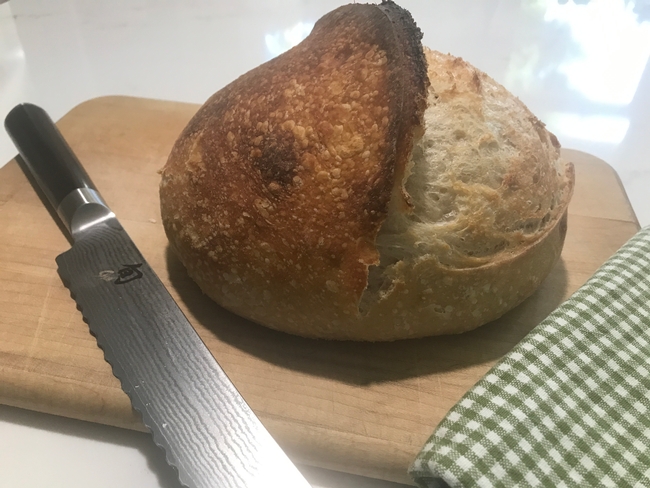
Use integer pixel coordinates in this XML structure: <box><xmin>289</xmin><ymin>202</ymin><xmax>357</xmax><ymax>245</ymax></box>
<box><xmin>410</xmin><ymin>226</ymin><xmax>650</xmax><ymax>488</ymax></box>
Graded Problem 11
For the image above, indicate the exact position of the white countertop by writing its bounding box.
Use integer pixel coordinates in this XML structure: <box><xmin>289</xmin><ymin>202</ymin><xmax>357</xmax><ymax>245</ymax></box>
<box><xmin>1</xmin><ymin>1</ymin><xmax>649</xmax><ymax>487</ymax></box>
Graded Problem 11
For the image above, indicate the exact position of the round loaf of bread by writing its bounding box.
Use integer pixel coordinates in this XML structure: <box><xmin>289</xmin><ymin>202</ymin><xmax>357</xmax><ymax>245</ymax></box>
<box><xmin>159</xmin><ymin>1</ymin><xmax>574</xmax><ymax>341</ymax></box>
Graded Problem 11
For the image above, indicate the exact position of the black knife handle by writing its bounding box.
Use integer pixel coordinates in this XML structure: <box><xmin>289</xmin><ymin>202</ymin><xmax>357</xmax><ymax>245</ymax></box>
<box><xmin>4</xmin><ymin>103</ymin><xmax>98</xmax><ymax>211</ymax></box>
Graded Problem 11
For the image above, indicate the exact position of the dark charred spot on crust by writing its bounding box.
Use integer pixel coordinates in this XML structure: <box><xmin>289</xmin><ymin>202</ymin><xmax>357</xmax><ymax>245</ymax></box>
<box><xmin>250</xmin><ymin>133</ymin><xmax>297</xmax><ymax>189</ymax></box>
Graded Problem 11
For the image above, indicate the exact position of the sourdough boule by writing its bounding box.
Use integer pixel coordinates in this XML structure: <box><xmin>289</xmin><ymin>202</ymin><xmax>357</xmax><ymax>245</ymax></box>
<box><xmin>159</xmin><ymin>1</ymin><xmax>574</xmax><ymax>341</ymax></box>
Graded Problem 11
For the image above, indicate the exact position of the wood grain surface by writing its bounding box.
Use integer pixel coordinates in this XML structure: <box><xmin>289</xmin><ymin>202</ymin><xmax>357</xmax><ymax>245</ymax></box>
<box><xmin>0</xmin><ymin>96</ymin><xmax>640</xmax><ymax>484</ymax></box>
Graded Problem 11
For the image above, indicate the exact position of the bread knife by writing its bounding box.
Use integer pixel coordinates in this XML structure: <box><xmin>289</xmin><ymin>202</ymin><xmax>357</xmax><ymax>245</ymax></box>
<box><xmin>4</xmin><ymin>103</ymin><xmax>312</xmax><ymax>488</ymax></box>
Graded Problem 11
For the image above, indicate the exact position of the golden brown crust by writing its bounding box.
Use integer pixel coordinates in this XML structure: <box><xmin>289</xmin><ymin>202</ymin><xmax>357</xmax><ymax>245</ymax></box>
<box><xmin>160</xmin><ymin>3</ymin><xmax>575</xmax><ymax>341</ymax></box>
<box><xmin>160</xmin><ymin>2</ymin><xmax>429</xmax><ymax>337</ymax></box>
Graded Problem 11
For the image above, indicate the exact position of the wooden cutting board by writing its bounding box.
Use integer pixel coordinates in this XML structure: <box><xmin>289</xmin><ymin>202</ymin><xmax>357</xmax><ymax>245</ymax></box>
<box><xmin>0</xmin><ymin>96</ymin><xmax>640</xmax><ymax>485</ymax></box>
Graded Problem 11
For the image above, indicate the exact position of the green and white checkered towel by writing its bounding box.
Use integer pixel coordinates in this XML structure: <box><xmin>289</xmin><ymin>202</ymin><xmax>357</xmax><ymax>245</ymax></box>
<box><xmin>410</xmin><ymin>226</ymin><xmax>650</xmax><ymax>488</ymax></box>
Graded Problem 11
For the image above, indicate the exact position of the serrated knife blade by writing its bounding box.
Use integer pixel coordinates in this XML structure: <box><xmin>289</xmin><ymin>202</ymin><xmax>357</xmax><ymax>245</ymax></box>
<box><xmin>5</xmin><ymin>103</ymin><xmax>312</xmax><ymax>488</ymax></box>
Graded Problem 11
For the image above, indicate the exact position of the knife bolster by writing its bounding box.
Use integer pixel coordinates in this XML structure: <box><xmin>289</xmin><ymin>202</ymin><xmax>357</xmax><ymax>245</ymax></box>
<box><xmin>57</xmin><ymin>187</ymin><xmax>115</xmax><ymax>240</ymax></box>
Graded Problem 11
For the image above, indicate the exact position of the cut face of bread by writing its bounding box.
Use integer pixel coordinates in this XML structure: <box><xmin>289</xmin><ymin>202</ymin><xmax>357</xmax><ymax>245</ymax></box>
<box><xmin>159</xmin><ymin>2</ymin><xmax>574</xmax><ymax>341</ymax></box>
<box><xmin>359</xmin><ymin>48</ymin><xmax>574</xmax><ymax>322</ymax></box>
